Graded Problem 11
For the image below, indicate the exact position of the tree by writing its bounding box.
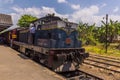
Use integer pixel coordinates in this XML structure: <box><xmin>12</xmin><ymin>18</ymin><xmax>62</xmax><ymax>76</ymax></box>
<box><xmin>78</xmin><ymin>22</ymin><xmax>97</xmax><ymax>45</ymax></box>
<box><xmin>78</xmin><ymin>22</ymin><xmax>88</xmax><ymax>45</ymax></box>
<box><xmin>101</xmin><ymin>19</ymin><xmax>120</xmax><ymax>43</ymax></box>
<box><xmin>108</xmin><ymin>20</ymin><xmax>120</xmax><ymax>42</ymax></box>
<box><xmin>17</xmin><ymin>14</ymin><xmax>38</xmax><ymax>27</ymax></box>
<box><xmin>96</xmin><ymin>25</ymin><xmax>106</xmax><ymax>43</ymax></box>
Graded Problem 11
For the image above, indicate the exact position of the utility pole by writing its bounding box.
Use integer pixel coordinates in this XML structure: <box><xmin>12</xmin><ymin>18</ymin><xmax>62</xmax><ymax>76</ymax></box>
<box><xmin>105</xmin><ymin>14</ymin><xmax>108</xmax><ymax>53</ymax></box>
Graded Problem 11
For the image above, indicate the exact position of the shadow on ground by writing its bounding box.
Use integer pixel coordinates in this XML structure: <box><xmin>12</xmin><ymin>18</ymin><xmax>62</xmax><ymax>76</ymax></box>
<box><xmin>17</xmin><ymin>54</ymin><xmax>29</xmax><ymax>59</ymax></box>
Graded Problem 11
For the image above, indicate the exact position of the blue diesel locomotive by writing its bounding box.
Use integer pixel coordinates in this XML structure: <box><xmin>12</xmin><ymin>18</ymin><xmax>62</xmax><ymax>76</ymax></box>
<box><xmin>12</xmin><ymin>15</ymin><xmax>89</xmax><ymax>72</ymax></box>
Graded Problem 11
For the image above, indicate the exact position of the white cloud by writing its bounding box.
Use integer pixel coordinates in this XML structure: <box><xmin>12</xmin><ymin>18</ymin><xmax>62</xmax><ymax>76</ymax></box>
<box><xmin>10</xmin><ymin>5</ymin><xmax>101</xmax><ymax>26</ymax></box>
<box><xmin>101</xmin><ymin>3</ymin><xmax>107</xmax><ymax>8</ymax></box>
<box><xmin>71</xmin><ymin>4</ymin><xmax>80</xmax><ymax>10</ymax></box>
<box><xmin>57</xmin><ymin>0</ymin><xmax>67</xmax><ymax>3</ymax></box>
<box><xmin>56</xmin><ymin>1</ymin><xmax>104</xmax><ymax>26</ymax></box>
<box><xmin>109</xmin><ymin>15</ymin><xmax>120</xmax><ymax>21</ymax></box>
<box><xmin>113</xmin><ymin>7</ymin><xmax>119</xmax><ymax>13</ymax></box>
<box><xmin>10</xmin><ymin>13</ymin><xmax>20</xmax><ymax>26</ymax></box>
<box><xmin>70</xmin><ymin>5</ymin><xmax>99</xmax><ymax>25</ymax></box>
<box><xmin>10</xmin><ymin>5</ymin><xmax>120</xmax><ymax>28</ymax></box>
<box><xmin>11</xmin><ymin>6</ymin><xmax>69</xmax><ymax>26</ymax></box>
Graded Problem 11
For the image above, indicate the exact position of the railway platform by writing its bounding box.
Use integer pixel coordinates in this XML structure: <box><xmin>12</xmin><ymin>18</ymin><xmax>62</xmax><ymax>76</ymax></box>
<box><xmin>0</xmin><ymin>45</ymin><xmax>62</xmax><ymax>80</ymax></box>
<box><xmin>1</xmin><ymin>45</ymin><xmax>119</xmax><ymax>80</ymax></box>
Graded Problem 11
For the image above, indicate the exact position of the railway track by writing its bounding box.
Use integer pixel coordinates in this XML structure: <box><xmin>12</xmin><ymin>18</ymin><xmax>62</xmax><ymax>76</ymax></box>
<box><xmin>83</xmin><ymin>54</ymin><xmax>120</xmax><ymax>74</ymax></box>
<box><xmin>59</xmin><ymin>70</ymin><xmax>103</xmax><ymax>80</ymax></box>
<box><xmin>20</xmin><ymin>53</ymin><xmax>103</xmax><ymax>80</ymax></box>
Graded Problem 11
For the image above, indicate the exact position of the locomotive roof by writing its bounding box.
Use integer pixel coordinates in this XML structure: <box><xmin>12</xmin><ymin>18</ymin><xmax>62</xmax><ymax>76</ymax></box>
<box><xmin>30</xmin><ymin>15</ymin><xmax>78</xmax><ymax>30</ymax></box>
<box><xmin>32</xmin><ymin>15</ymin><xmax>62</xmax><ymax>23</ymax></box>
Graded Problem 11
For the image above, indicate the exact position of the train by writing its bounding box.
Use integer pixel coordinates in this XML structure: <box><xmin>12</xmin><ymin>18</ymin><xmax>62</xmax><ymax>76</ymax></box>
<box><xmin>7</xmin><ymin>15</ymin><xmax>89</xmax><ymax>72</ymax></box>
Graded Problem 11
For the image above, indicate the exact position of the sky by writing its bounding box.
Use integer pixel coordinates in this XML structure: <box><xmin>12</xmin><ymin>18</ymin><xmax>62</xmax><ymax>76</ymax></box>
<box><xmin>1</xmin><ymin>0</ymin><xmax>120</xmax><ymax>28</ymax></box>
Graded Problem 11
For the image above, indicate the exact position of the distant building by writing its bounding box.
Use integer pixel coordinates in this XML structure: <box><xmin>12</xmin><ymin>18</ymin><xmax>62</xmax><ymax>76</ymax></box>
<box><xmin>0</xmin><ymin>13</ymin><xmax>13</xmax><ymax>31</ymax></box>
<box><xmin>113</xmin><ymin>35</ymin><xmax>120</xmax><ymax>42</ymax></box>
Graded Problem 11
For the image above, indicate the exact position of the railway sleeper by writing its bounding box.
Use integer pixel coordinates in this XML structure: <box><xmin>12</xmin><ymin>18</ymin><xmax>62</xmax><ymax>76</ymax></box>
<box><xmin>59</xmin><ymin>70</ymin><xmax>103</xmax><ymax>80</ymax></box>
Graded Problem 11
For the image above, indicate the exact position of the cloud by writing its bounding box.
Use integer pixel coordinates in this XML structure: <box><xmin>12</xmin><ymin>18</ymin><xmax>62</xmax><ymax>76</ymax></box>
<box><xmin>11</xmin><ymin>6</ymin><xmax>69</xmax><ymax>26</ymax></box>
<box><xmin>113</xmin><ymin>7</ymin><xmax>119</xmax><ymax>13</ymax></box>
<box><xmin>10</xmin><ymin>5</ymin><xmax>101</xmax><ymax>27</ymax></box>
<box><xmin>70</xmin><ymin>5</ymin><xmax>99</xmax><ymax>25</ymax></box>
<box><xmin>100</xmin><ymin>3</ymin><xmax>107</xmax><ymax>8</ymax></box>
<box><xmin>71</xmin><ymin>4</ymin><xmax>80</xmax><ymax>10</ymax></box>
<box><xmin>12</xmin><ymin>6</ymin><xmax>67</xmax><ymax>17</ymax></box>
<box><xmin>109</xmin><ymin>15</ymin><xmax>120</xmax><ymax>21</ymax></box>
<box><xmin>57</xmin><ymin>0</ymin><xmax>67</xmax><ymax>3</ymax></box>
<box><xmin>56</xmin><ymin>0</ymin><xmax>102</xmax><ymax>26</ymax></box>
<box><xmin>58</xmin><ymin>0</ymin><xmax>80</xmax><ymax>10</ymax></box>
<box><xmin>10</xmin><ymin>13</ymin><xmax>20</xmax><ymax>26</ymax></box>
<box><xmin>10</xmin><ymin>5</ymin><xmax>120</xmax><ymax>28</ymax></box>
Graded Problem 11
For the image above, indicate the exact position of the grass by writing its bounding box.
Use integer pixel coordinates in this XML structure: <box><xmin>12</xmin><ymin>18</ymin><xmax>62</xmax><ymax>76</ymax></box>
<box><xmin>83</xmin><ymin>43</ymin><xmax>120</xmax><ymax>58</ymax></box>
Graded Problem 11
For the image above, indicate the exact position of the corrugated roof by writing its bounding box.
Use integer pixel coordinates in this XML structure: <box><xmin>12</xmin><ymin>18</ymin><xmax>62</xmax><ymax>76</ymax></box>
<box><xmin>0</xmin><ymin>13</ymin><xmax>13</xmax><ymax>32</ymax></box>
<box><xmin>0</xmin><ymin>13</ymin><xmax>13</xmax><ymax>25</ymax></box>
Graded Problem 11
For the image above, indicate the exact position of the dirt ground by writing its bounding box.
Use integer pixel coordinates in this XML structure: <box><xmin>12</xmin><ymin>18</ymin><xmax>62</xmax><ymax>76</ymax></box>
<box><xmin>0</xmin><ymin>45</ymin><xmax>63</xmax><ymax>80</ymax></box>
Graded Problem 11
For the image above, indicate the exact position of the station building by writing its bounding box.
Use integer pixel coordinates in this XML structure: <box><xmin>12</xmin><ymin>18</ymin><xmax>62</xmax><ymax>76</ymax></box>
<box><xmin>0</xmin><ymin>13</ymin><xmax>13</xmax><ymax>32</ymax></box>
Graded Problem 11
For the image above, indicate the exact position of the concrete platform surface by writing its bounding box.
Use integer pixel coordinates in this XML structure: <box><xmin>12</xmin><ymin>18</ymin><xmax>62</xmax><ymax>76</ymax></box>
<box><xmin>0</xmin><ymin>45</ymin><xmax>63</xmax><ymax>80</ymax></box>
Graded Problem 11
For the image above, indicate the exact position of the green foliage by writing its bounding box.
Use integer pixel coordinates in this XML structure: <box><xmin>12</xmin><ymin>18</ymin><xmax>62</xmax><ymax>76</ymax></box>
<box><xmin>17</xmin><ymin>14</ymin><xmax>38</xmax><ymax>27</ymax></box>
<box><xmin>78</xmin><ymin>19</ymin><xmax>120</xmax><ymax>48</ymax></box>
<box><xmin>100</xmin><ymin>19</ymin><xmax>120</xmax><ymax>43</ymax></box>
<box><xmin>77</xmin><ymin>16</ymin><xmax>120</xmax><ymax>55</ymax></box>
<box><xmin>78</xmin><ymin>22</ymin><xmax>97</xmax><ymax>45</ymax></box>
<box><xmin>95</xmin><ymin>26</ymin><xmax>106</xmax><ymax>42</ymax></box>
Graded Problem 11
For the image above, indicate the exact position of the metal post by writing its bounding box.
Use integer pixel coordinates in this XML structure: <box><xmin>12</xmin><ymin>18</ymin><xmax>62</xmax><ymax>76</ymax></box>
<box><xmin>105</xmin><ymin>14</ymin><xmax>108</xmax><ymax>53</ymax></box>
